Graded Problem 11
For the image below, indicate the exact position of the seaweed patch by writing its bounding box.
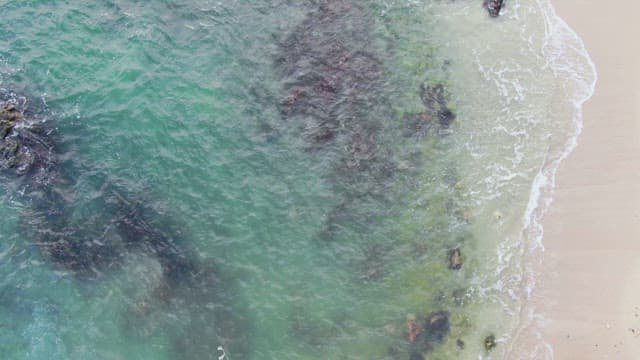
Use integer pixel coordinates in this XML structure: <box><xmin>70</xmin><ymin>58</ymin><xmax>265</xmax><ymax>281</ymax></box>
<box><xmin>275</xmin><ymin>1</ymin><xmax>399</xmax><ymax>245</ymax></box>
<box><xmin>0</xmin><ymin>91</ymin><xmax>246</xmax><ymax>358</ymax></box>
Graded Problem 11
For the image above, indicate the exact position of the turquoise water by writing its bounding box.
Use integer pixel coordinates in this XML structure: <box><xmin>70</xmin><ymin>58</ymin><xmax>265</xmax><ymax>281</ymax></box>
<box><xmin>0</xmin><ymin>1</ymin><xmax>595</xmax><ymax>359</ymax></box>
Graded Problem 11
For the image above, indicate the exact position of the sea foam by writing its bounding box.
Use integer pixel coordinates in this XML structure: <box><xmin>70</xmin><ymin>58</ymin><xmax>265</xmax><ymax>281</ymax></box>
<box><xmin>507</xmin><ymin>0</ymin><xmax>597</xmax><ymax>358</ymax></box>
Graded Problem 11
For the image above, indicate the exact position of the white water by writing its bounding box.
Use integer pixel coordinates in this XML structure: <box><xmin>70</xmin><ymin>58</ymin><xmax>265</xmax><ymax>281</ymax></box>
<box><xmin>507</xmin><ymin>1</ymin><xmax>597</xmax><ymax>359</ymax></box>
<box><xmin>407</xmin><ymin>0</ymin><xmax>597</xmax><ymax>358</ymax></box>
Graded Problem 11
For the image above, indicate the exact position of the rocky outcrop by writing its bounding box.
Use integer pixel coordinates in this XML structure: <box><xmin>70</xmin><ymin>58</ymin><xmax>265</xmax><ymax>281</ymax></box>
<box><xmin>448</xmin><ymin>247</ymin><xmax>463</xmax><ymax>270</ymax></box>
<box><xmin>484</xmin><ymin>0</ymin><xmax>504</xmax><ymax>17</ymax></box>
<box><xmin>423</xmin><ymin>311</ymin><xmax>450</xmax><ymax>344</ymax></box>
<box><xmin>420</xmin><ymin>84</ymin><xmax>455</xmax><ymax>129</ymax></box>
<box><xmin>404</xmin><ymin>310</ymin><xmax>451</xmax><ymax>358</ymax></box>
<box><xmin>484</xmin><ymin>334</ymin><xmax>497</xmax><ymax>351</ymax></box>
<box><xmin>0</xmin><ymin>103</ymin><xmax>22</xmax><ymax>137</ymax></box>
<box><xmin>0</xmin><ymin>99</ymin><xmax>55</xmax><ymax>178</ymax></box>
<box><xmin>402</xmin><ymin>83</ymin><xmax>456</xmax><ymax>139</ymax></box>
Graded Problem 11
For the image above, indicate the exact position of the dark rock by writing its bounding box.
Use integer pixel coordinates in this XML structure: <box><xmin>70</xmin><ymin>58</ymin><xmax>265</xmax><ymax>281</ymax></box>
<box><xmin>406</xmin><ymin>313</ymin><xmax>421</xmax><ymax>343</ymax></box>
<box><xmin>0</xmin><ymin>103</ymin><xmax>24</xmax><ymax>169</ymax></box>
<box><xmin>438</xmin><ymin>109</ymin><xmax>455</xmax><ymax>127</ymax></box>
<box><xmin>457</xmin><ymin>338</ymin><xmax>465</xmax><ymax>349</ymax></box>
<box><xmin>484</xmin><ymin>0</ymin><xmax>504</xmax><ymax>17</ymax></box>
<box><xmin>484</xmin><ymin>334</ymin><xmax>497</xmax><ymax>351</ymax></box>
<box><xmin>0</xmin><ymin>103</ymin><xmax>23</xmax><ymax>138</ymax></box>
<box><xmin>448</xmin><ymin>247</ymin><xmax>462</xmax><ymax>270</ymax></box>
<box><xmin>420</xmin><ymin>84</ymin><xmax>456</xmax><ymax>130</ymax></box>
<box><xmin>0</xmin><ymin>137</ymin><xmax>19</xmax><ymax>165</ymax></box>
<box><xmin>0</xmin><ymin>99</ymin><xmax>56</xmax><ymax>178</ymax></box>
<box><xmin>423</xmin><ymin>310</ymin><xmax>450</xmax><ymax>343</ymax></box>
<box><xmin>0</xmin><ymin>120</ymin><xmax>15</xmax><ymax>139</ymax></box>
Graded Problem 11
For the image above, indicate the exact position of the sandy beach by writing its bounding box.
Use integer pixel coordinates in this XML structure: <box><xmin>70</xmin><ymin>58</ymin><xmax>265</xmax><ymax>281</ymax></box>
<box><xmin>521</xmin><ymin>0</ymin><xmax>640</xmax><ymax>358</ymax></box>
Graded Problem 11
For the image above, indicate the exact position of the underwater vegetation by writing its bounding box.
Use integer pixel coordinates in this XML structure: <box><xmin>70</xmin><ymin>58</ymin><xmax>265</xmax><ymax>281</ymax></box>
<box><xmin>0</xmin><ymin>91</ymin><xmax>248</xmax><ymax>358</ymax></box>
<box><xmin>275</xmin><ymin>0</ymin><xmax>457</xmax><ymax>243</ymax></box>
<box><xmin>271</xmin><ymin>1</ymin><xmax>479</xmax><ymax>358</ymax></box>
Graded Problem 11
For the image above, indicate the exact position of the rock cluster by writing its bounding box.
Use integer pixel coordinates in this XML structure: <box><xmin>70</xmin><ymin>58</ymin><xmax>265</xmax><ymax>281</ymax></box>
<box><xmin>404</xmin><ymin>311</ymin><xmax>451</xmax><ymax>358</ymax></box>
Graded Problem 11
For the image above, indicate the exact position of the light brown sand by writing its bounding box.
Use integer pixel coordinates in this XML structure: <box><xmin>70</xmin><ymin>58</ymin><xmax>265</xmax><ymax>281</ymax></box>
<box><xmin>521</xmin><ymin>0</ymin><xmax>640</xmax><ymax>358</ymax></box>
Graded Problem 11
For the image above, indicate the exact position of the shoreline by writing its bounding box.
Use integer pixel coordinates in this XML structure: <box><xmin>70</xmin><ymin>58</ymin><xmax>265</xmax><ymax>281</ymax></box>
<box><xmin>515</xmin><ymin>0</ymin><xmax>640</xmax><ymax>358</ymax></box>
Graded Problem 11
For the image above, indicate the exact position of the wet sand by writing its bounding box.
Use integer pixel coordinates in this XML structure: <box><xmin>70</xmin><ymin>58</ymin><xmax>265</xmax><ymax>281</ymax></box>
<box><xmin>529</xmin><ymin>0</ymin><xmax>640</xmax><ymax>358</ymax></box>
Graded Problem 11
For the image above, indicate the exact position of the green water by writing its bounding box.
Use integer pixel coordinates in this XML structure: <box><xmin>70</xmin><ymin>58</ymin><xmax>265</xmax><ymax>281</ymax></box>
<box><xmin>0</xmin><ymin>1</ymin><xmax>596</xmax><ymax>359</ymax></box>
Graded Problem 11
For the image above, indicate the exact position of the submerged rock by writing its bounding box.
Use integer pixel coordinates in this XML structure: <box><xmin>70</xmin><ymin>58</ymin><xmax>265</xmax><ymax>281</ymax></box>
<box><xmin>406</xmin><ymin>313</ymin><xmax>421</xmax><ymax>343</ymax></box>
<box><xmin>484</xmin><ymin>334</ymin><xmax>497</xmax><ymax>351</ymax></box>
<box><xmin>0</xmin><ymin>103</ymin><xmax>22</xmax><ymax>138</ymax></box>
<box><xmin>420</xmin><ymin>84</ymin><xmax>456</xmax><ymax>129</ymax></box>
<box><xmin>403</xmin><ymin>310</ymin><xmax>451</xmax><ymax>357</ymax></box>
<box><xmin>484</xmin><ymin>0</ymin><xmax>504</xmax><ymax>17</ymax></box>
<box><xmin>423</xmin><ymin>310</ymin><xmax>450</xmax><ymax>344</ymax></box>
<box><xmin>448</xmin><ymin>247</ymin><xmax>463</xmax><ymax>270</ymax></box>
<box><xmin>0</xmin><ymin>137</ymin><xmax>19</xmax><ymax>168</ymax></box>
<box><xmin>0</xmin><ymin>98</ymin><xmax>56</xmax><ymax>179</ymax></box>
<box><xmin>0</xmin><ymin>103</ymin><xmax>29</xmax><ymax>170</ymax></box>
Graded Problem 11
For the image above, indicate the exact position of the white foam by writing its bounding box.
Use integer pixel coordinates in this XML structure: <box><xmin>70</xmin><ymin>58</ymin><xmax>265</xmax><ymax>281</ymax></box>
<box><xmin>506</xmin><ymin>0</ymin><xmax>597</xmax><ymax>358</ymax></box>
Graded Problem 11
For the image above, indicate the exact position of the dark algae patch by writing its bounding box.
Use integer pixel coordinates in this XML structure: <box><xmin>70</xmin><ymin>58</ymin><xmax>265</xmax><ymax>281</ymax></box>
<box><xmin>0</xmin><ymin>92</ymin><xmax>248</xmax><ymax>358</ymax></box>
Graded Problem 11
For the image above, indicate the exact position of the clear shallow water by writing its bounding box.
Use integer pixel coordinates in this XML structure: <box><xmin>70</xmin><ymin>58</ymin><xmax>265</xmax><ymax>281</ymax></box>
<box><xmin>0</xmin><ymin>1</ymin><xmax>594</xmax><ymax>359</ymax></box>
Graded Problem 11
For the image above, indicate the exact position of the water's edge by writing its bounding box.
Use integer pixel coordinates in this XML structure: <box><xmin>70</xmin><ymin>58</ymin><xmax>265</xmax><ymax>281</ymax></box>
<box><xmin>506</xmin><ymin>0</ymin><xmax>597</xmax><ymax>358</ymax></box>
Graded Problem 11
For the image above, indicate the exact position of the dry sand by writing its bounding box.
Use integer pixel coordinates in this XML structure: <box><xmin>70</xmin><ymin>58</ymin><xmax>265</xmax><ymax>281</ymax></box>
<box><xmin>519</xmin><ymin>0</ymin><xmax>640</xmax><ymax>358</ymax></box>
